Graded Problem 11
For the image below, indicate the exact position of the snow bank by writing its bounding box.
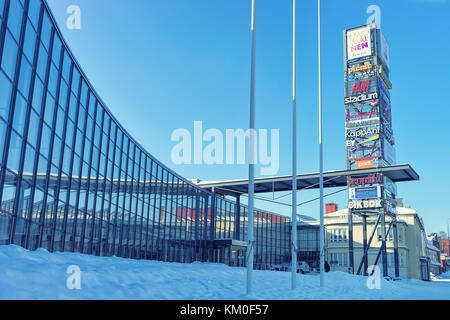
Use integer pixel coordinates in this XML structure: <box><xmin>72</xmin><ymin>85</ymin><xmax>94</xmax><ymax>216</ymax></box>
<box><xmin>0</xmin><ymin>245</ymin><xmax>449</xmax><ymax>300</ymax></box>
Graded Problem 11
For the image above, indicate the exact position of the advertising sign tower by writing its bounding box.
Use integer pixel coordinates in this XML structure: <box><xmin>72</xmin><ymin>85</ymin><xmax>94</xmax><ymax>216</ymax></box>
<box><xmin>343</xmin><ymin>24</ymin><xmax>399</xmax><ymax>278</ymax></box>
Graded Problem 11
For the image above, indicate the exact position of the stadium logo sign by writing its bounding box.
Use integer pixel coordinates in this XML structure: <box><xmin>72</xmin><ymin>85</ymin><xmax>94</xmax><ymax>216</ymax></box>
<box><xmin>348</xmin><ymin>199</ymin><xmax>382</xmax><ymax>209</ymax></box>
<box><xmin>345</xmin><ymin>92</ymin><xmax>378</xmax><ymax>104</ymax></box>
<box><xmin>347</xmin><ymin>173</ymin><xmax>382</xmax><ymax>187</ymax></box>
<box><xmin>346</xmin><ymin>127</ymin><xmax>379</xmax><ymax>138</ymax></box>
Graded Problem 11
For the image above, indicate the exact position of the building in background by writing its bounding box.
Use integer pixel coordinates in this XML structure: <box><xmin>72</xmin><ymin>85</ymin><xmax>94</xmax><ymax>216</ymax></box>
<box><xmin>324</xmin><ymin>204</ymin><xmax>428</xmax><ymax>279</ymax></box>
<box><xmin>426</xmin><ymin>234</ymin><xmax>442</xmax><ymax>276</ymax></box>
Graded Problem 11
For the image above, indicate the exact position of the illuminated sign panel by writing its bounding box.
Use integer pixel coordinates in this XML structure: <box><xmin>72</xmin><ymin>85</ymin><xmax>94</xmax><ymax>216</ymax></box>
<box><xmin>346</xmin><ymin>117</ymin><xmax>379</xmax><ymax>128</ymax></box>
<box><xmin>347</xmin><ymin>26</ymin><xmax>372</xmax><ymax>60</ymax></box>
<box><xmin>349</xmin><ymin>186</ymin><xmax>382</xmax><ymax>200</ymax></box>
<box><xmin>355</xmin><ymin>159</ymin><xmax>374</xmax><ymax>169</ymax></box>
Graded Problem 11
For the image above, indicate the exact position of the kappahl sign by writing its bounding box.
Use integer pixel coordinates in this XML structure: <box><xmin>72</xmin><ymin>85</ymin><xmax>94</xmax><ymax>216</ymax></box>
<box><xmin>347</xmin><ymin>26</ymin><xmax>372</xmax><ymax>60</ymax></box>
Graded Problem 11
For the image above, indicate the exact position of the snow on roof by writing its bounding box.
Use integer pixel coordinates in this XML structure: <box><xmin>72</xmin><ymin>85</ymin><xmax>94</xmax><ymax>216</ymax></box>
<box><xmin>427</xmin><ymin>240</ymin><xmax>440</xmax><ymax>252</ymax></box>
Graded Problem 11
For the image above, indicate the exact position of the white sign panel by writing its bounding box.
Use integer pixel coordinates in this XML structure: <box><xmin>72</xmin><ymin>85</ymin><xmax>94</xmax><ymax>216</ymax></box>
<box><xmin>347</xmin><ymin>26</ymin><xmax>372</xmax><ymax>60</ymax></box>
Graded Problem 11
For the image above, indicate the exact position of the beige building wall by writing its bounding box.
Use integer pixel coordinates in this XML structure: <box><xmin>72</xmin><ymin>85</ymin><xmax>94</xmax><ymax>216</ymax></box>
<box><xmin>324</xmin><ymin>207</ymin><xmax>426</xmax><ymax>279</ymax></box>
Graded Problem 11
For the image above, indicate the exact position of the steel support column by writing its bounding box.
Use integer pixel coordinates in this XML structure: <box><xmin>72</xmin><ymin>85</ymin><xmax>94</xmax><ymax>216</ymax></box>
<box><xmin>362</xmin><ymin>214</ymin><xmax>368</xmax><ymax>276</ymax></box>
<box><xmin>348</xmin><ymin>209</ymin><xmax>354</xmax><ymax>274</ymax></box>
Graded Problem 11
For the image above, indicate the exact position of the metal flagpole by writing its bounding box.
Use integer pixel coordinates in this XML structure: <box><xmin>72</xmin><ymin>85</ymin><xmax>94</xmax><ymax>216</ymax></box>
<box><xmin>291</xmin><ymin>0</ymin><xmax>298</xmax><ymax>290</ymax></box>
<box><xmin>318</xmin><ymin>0</ymin><xmax>325</xmax><ymax>288</ymax></box>
<box><xmin>246</xmin><ymin>0</ymin><xmax>256</xmax><ymax>295</ymax></box>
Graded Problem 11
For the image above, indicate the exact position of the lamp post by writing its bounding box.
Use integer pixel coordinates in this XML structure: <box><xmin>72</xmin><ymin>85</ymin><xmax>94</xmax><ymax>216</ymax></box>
<box><xmin>447</xmin><ymin>218</ymin><xmax>450</xmax><ymax>257</ymax></box>
<box><xmin>246</xmin><ymin>0</ymin><xmax>256</xmax><ymax>295</ymax></box>
<box><xmin>291</xmin><ymin>0</ymin><xmax>298</xmax><ymax>290</ymax></box>
<box><xmin>318</xmin><ymin>0</ymin><xmax>325</xmax><ymax>288</ymax></box>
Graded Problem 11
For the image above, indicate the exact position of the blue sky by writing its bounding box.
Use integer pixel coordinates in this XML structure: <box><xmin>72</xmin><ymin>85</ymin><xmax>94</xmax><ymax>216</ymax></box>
<box><xmin>46</xmin><ymin>0</ymin><xmax>450</xmax><ymax>234</ymax></box>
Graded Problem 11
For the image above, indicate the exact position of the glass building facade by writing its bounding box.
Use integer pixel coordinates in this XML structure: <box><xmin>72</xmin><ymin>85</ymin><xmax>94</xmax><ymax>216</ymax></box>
<box><xmin>0</xmin><ymin>0</ymin><xmax>291</xmax><ymax>269</ymax></box>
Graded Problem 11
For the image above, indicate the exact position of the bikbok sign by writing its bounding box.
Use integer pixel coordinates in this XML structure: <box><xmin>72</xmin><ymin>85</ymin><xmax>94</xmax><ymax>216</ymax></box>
<box><xmin>347</xmin><ymin>26</ymin><xmax>372</xmax><ymax>60</ymax></box>
<box><xmin>348</xmin><ymin>199</ymin><xmax>382</xmax><ymax>210</ymax></box>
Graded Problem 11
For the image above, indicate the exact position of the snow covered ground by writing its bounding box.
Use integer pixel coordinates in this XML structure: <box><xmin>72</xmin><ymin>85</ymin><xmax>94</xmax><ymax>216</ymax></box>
<box><xmin>0</xmin><ymin>245</ymin><xmax>449</xmax><ymax>300</ymax></box>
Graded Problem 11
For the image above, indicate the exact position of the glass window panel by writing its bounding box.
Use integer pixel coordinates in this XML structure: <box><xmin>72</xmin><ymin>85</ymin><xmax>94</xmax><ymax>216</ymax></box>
<box><xmin>80</xmin><ymin>81</ymin><xmax>88</xmax><ymax>106</ymax></box>
<box><xmin>61</xmin><ymin>50</ymin><xmax>71</xmax><ymax>82</ymax></box>
<box><xmin>43</xmin><ymin>94</ymin><xmax>55</xmax><ymax>126</ymax></box>
<box><xmin>62</xmin><ymin>145</ymin><xmax>71</xmax><ymax>174</ymax></box>
<box><xmin>23</xmin><ymin>20</ymin><xmax>37</xmax><ymax>62</ymax></box>
<box><xmin>28</xmin><ymin>0</ymin><xmax>41</xmax><ymax>29</ymax></box>
<box><xmin>77</xmin><ymin>105</ymin><xmax>86</xmax><ymax>130</ymax></box>
<box><xmin>0</xmin><ymin>119</ymin><xmax>6</xmax><ymax>165</ymax></box>
<box><xmin>40</xmin><ymin>11</ymin><xmax>52</xmax><ymax>50</ymax></box>
<box><xmin>88</xmin><ymin>93</ymin><xmax>96</xmax><ymax>117</ymax></box>
<box><xmin>36</xmin><ymin>43</ymin><xmax>47</xmax><ymax>81</ymax></box>
<box><xmin>31</xmin><ymin>77</ymin><xmax>43</xmax><ymax>114</ymax></box>
<box><xmin>75</xmin><ymin>129</ymin><xmax>83</xmax><ymax>155</ymax></box>
<box><xmin>7</xmin><ymin>130</ymin><xmax>22</xmax><ymax>171</ymax></box>
<box><xmin>23</xmin><ymin>143</ymin><xmax>35</xmax><ymax>174</ymax></box>
<box><xmin>0</xmin><ymin>70</ymin><xmax>13</xmax><ymax>121</ymax></box>
<box><xmin>37</xmin><ymin>155</ymin><xmax>47</xmax><ymax>174</ymax></box>
<box><xmin>86</xmin><ymin>115</ymin><xmax>93</xmax><ymax>139</ymax></box>
<box><xmin>18</xmin><ymin>54</ymin><xmax>32</xmax><ymax>97</ymax></box>
<box><xmin>40</xmin><ymin>124</ymin><xmax>51</xmax><ymax>158</ymax></box>
<box><xmin>1</xmin><ymin>31</ymin><xmax>19</xmax><ymax>81</ymax></box>
<box><xmin>12</xmin><ymin>93</ymin><xmax>27</xmax><ymax>137</ymax></box>
<box><xmin>55</xmin><ymin>107</ymin><xmax>65</xmax><ymax>137</ymax></box>
<box><xmin>48</xmin><ymin>63</ymin><xmax>58</xmax><ymax>96</ymax></box>
<box><xmin>68</xmin><ymin>93</ymin><xmax>77</xmax><ymax>121</ymax></box>
<box><xmin>52</xmin><ymin>136</ymin><xmax>61</xmax><ymax>165</ymax></box>
<box><xmin>7</xmin><ymin>0</ymin><xmax>23</xmax><ymax>42</ymax></box>
<box><xmin>0</xmin><ymin>0</ymin><xmax>5</xmax><ymax>20</ymax></box>
<box><xmin>96</xmin><ymin>104</ymin><xmax>103</xmax><ymax>125</ymax></box>
<box><xmin>27</xmin><ymin>109</ymin><xmax>39</xmax><ymax>147</ymax></box>
<box><xmin>66</xmin><ymin>118</ymin><xmax>75</xmax><ymax>147</ymax></box>
<box><xmin>71</xmin><ymin>67</ymin><xmax>80</xmax><ymax>96</ymax></box>
<box><xmin>58</xmin><ymin>80</ymin><xmax>68</xmax><ymax>108</ymax></box>
<box><xmin>51</xmin><ymin>33</ymin><xmax>62</xmax><ymax>66</ymax></box>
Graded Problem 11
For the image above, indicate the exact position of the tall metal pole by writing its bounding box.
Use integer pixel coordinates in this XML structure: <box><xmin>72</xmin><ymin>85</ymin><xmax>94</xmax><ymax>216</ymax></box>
<box><xmin>291</xmin><ymin>0</ymin><xmax>298</xmax><ymax>290</ymax></box>
<box><xmin>318</xmin><ymin>0</ymin><xmax>325</xmax><ymax>287</ymax></box>
<box><xmin>447</xmin><ymin>218</ymin><xmax>449</xmax><ymax>258</ymax></box>
<box><xmin>246</xmin><ymin>0</ymin><xmax>256</xmax><ymax>295</ymax></box>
